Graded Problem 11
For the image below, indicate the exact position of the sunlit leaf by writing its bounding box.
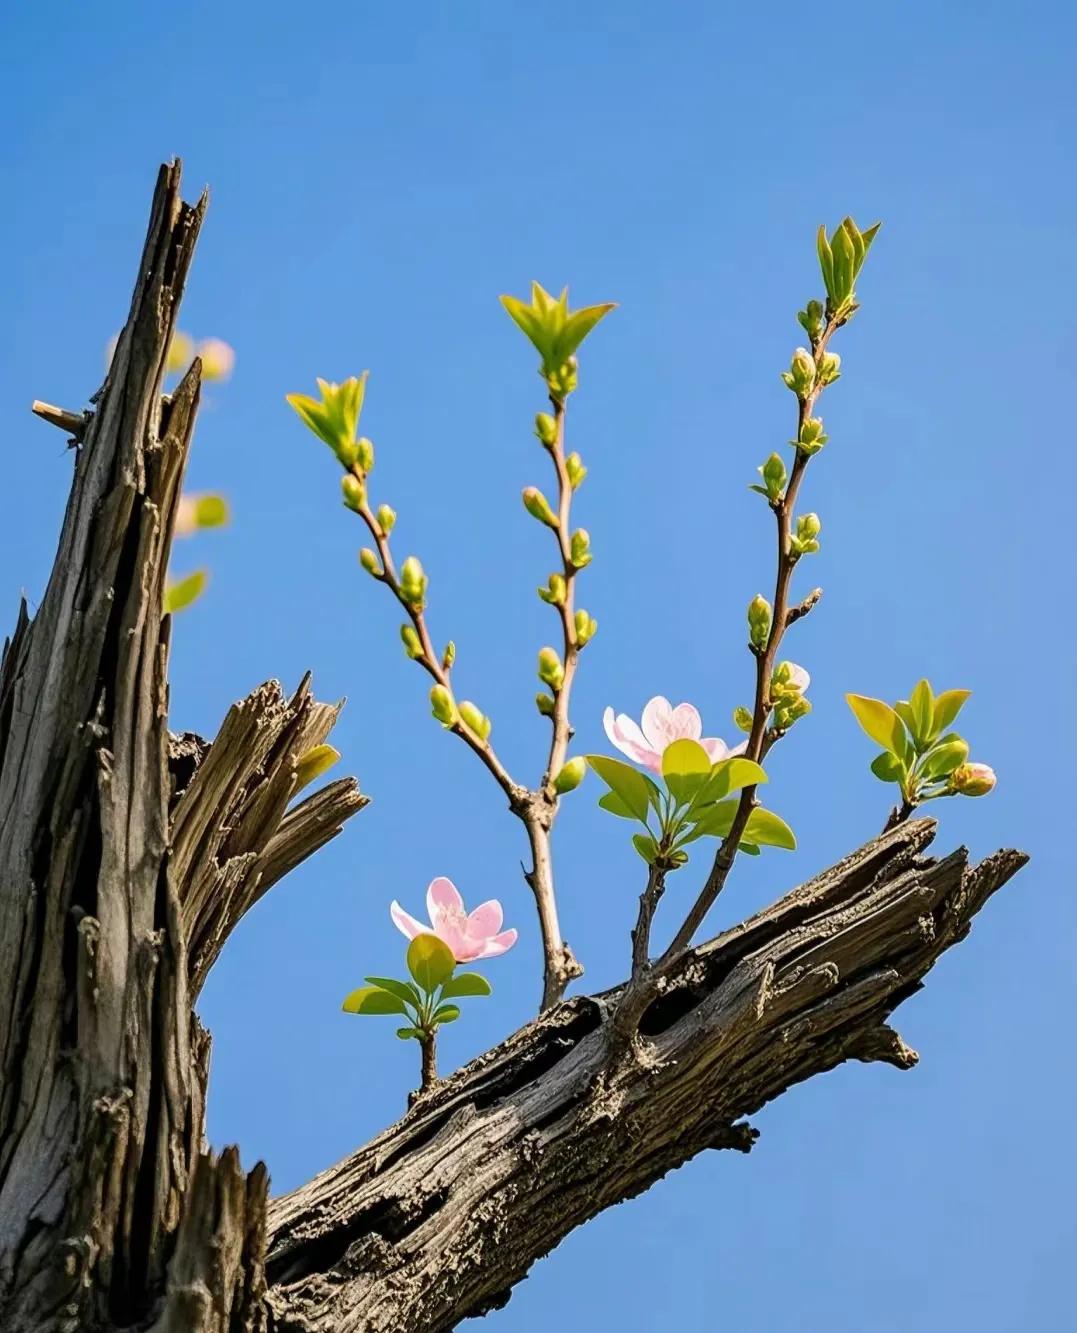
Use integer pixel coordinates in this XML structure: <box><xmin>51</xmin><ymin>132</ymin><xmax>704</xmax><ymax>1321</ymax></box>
<box><xmin>407</xmin><ymin>934</ymin><xmax>455</xmax><ymax>993</ymax></box>
<box><xmin>933</xmin><ymin>689</ymin><xmax>971</xmax><ymax>734</ymax></box>
<box><xmin>295</xmin><ymin>744</ymin><xmax>340</xmax><ymax>792</ymax></box>
<box><xmin>364</xmin><ymin>976</ymin><xmax>423</xmax><ymax>1009</ymax></box>
<box><xmin>587</xmin><ymin>755</ymin><xmax>654</xmax><ymax>822</ymax></box>
<box><xmin>342</xmin><ymin>985</ymin><xmax>408</xmax><ymax>1016</ymax></box>
<box><xmin>743</xmin><ymin>807</ymin><xmax>797</xmax><ymax>851</ymax></box>
<box><xmin>433</xmin><ymin>1004</ymin><xmax>461</xmax><ymax>1025</ymax></box>
<box><xmin>698</xmin><ymin>757</ymin><xmax>768</xmax><ymax>804</ymax></box>
<box><xmin>440</xmin><ymin>972</ymin><xmax>492</xmax><ymax>999</ymax></box>
<box><xmin>662</xmin><ymin>738</ymin><xmax>711</xmax><ymax>804</ymax></box>
<box><xmin>846</xmin><ymin>694</ymin><xmax>907</xmax><ymax>757</ymax></box>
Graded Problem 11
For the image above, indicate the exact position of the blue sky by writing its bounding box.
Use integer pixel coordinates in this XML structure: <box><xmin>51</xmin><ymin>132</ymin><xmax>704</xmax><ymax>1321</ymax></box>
<box><xmin>2</xmin><ymin>3</ymin><xmax>1073</xmax><ymax>1328</ymax></box>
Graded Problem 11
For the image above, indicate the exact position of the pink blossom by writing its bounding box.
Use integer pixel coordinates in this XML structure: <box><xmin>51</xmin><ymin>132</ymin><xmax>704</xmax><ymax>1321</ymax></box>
<box><xmin>390</xmin><ymin>877</ymin><xmax>517</xmax><ymax>962</ymax></box>
<box><xmin>602</xmin><ymin>696</ymin><xmax>747</xmax><ymax>774</ymax></box>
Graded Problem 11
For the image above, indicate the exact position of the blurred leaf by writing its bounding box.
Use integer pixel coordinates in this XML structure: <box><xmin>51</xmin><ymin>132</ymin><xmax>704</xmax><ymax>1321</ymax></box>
<box><xmin>407</xmin><ymin>934</ymin><xmax>455</xmax><ymax>993</ymax></box>
<box><xmin>342</xmin><ymin>985</ymin><xmax>408</xmax><ymax>1016</ymax></box>
<box><xmin>441</xmin><ymin>972</ymin><xmax>492</xmax><ymax>999</ymax></box>
<box><xmin>164</xmin><ymin>569</ymin><xmax>208</xmax><ymax>614</ymax></box>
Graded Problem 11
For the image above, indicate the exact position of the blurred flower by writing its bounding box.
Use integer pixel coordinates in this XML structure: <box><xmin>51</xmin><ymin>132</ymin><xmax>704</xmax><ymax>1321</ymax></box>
<box><xmin>198</xmin><ymin>337</ymin><xmax>235</xmax><ymax>382</ymax></box>
<box><xmin>390</xmin><ymin>877</ymin><xmax>518</xmax><ymax>961</ymax></box>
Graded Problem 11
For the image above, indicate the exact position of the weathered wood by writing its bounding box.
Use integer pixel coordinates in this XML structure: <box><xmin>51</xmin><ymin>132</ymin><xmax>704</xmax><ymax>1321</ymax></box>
<box><xmin>0</xmin><ymin>163</ymin><xmax>365</xmax><ymax>1333</ymax></box>
<box><xmin>263</xmin><ymin>822</ymin><xmax>1024</xmax><ymax>1333</ymax></box>
<box><xmin>0</xmin><ymin>162</ymin><xmax>1027</xmax><ymax>1333</ymax></box>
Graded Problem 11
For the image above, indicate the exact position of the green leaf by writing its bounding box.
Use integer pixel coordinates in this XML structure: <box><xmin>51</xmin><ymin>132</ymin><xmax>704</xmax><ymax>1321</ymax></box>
<box><xmin>632</xmin><ymin>833</ymin><xmax>659</xmax><ymax>865</ymax></box>
<box><xmin>661</xmin><ymin>738</ymin><xmax>711</xmax><ymax>804</ymax></box>
<box><xmin>685</xmin><ymin>798</ymin><xmax>740</xmax><ymax>841</ymax></box>
<box><xmin>738</xmin><ymin>842</ymin><xmax>761</xmax><ymax>856</ymax></box>
<box><xmin>933</xmin><ymin>689</ymin><xmax>971</xmax><ymax>734</ymax></box>
<box><xmin>918</xmin><ymin>733</ymin><xmax>969</xmax><ymax>781</ymax></box>
<box><xmin>554</xmin><ymin>303</ymin><xmax>617</xmax><ymax>362</ymax></box>
<box><xmin>846</xmin><ymin>694</ymin><xmax>907</xmax><ymax>757</ymax></box>
<box><xmin>433</xmin><ymin>1004</ymin><xmax>461</xmax><ymax>1025</ymax></box>
<box><xmin>743</xmin><ymin>807</ymin><xmax>797</xmax><ymax>850</ymax></box>
<box><xmin>285</xmin><ymin>393</ymin><xmax>337</xmax><ymax>448</ymax></box>
<box><xmin>396</xmin><ymin>1026</ymin><xmax>423</xmax><ymax>1040</ymax></box>
<box><xmin>909</xmin><ymin>679</ymin><xmax>935</xmax><ymax>745</ymax></box>
<box><xmin>598</xmin><ymin>790</ymin><xmax>640</xmax><ymax>821</ymax></box>
<box><xmin>817</xmin><ymin>224</ymin><xmax>835</xmax><ymax>298</ymax></box>
<box><xmin>364</xmin><ymin>976</ymin><xmax>423</xmax><ymax>1009</ymax></box>
<box><xmin>870</xmin><ymin>752</ymin><xmax>905</xmax><ymax>783</ymax></box>
<box><xmin>342</xmin><ymin>985</ymin><xmax>409</xmax><ymax>1016</ymax></box>
<box><xmin>191</xmin><ymin>493</ymin><xmax>229</xmax><ymax>529</ymax></box>
<box><xmin>499</xmin><ymin>294</ymin><xmax>554</xmax><ymax>363</ymax></box>
<box><xmin>587</xmin><ymin>755</ymin><xmax>653</xmax><ymax>822</ymax></box>
<box><xmin>164</xmin><ymin>569</ymin><xmax>208</xmax><ymax>614</ymax></box>
<box><xmin>698</xmin><ymin>757</ymin><xmax>768</xmax><ymax>804</ymax></box>
<box><xmin>440</xmin><ymin>972</ymin><xmax>492</xmax><ymax>999</ymax></box>
<box><xmin>407</xmin><ymin>934</ymin><xmax>456</xmax><ymax>993</ymax></box>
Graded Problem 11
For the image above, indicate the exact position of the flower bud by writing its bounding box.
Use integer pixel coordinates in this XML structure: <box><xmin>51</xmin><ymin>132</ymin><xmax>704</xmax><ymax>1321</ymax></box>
<box><xmin>535</xmin><ymin>691</ymin><xmax>555</xmax><ymax>717</ymax></box>
<box><xmin>458</xmin><ymin>700</ymin><xmax>492</xmax><ymax>742</ymax></box>
<box><xmin>747</xmin><ymin>594</ymin><xmax>772</xmax><ymax>649</ymax></box>
<box><xmin>538</xmin><ymin>573</ymin><xmax>567</xmax><ymax>606</ymax></box>
<box><xmin>569</xmin><ymin>528</ymin><xmax>592</xmax><ymax>569</ymax></box>
<box><xmin>534</xmin><ymin>412</ymin><xmax>558</xmax><ymax>446</ymax></box>
<box><xmin>537</xmin><ymin>646</ymin><xmax>565</xmax><ymax>691</ymax></box>
<box><xmin>759</xmin><ymin>452</ymin><xmax>787</xmax><ymax>500</ymax></box>
<box><xmin>781</xmin><ymin>347</ymin><xmax>816</xmax><ymax>397</ymax></box>
<box><xmin>400</xmin><ymin>555</ymin><xmax>427</xmax><ymax>608</ymax></box>
<box><xmin>356</xmin><ymin>436</ymin><xmax>375</xmax><ymax>472</ymax></box>
<box><xmin>430</xmin><ymin>684</ymin><xmax>457</xmax><ymax>728</ymax></box>
<box><xmin>522</xmin><ymin>486</ymin><xmax>559</xmax><ymax>528</ymax></box>
<box><xmin>817</xmin><ymin>352</ymin><xmax>841</xmax><ymax>386</ymax></box>
<box><xmin>400</xmin><ymin>624</ymin><xmax>423</xmax><ymax>659</ymax></box>
<box><xmin>574</xmin><ymin>609</ymin><xmax>598</xmax><ymax>645</ymax></box>
<box><xmin>949</xmin><ymin>762</ymin><xmax>996</xmax><ymax>797</ymax></box>
<box><xmin>553</xmin><ymin>757</ymin><xmax>586</xmax><ymax>794</ymax></box>
<box><xmin>565</xmin><ymin>452</ymin><xmax>587</xmax><ymax>490</ymax></box>
<box><xmin>359</xmin><ymin>547</ymin><xmax>382</xmax><ymax>577</ymax></box>
<box><xmin>795</xmin><ymin>416</ymin><xmax>828</xmax><ymax>455</ymax></box>
<box><xmin>441</xmin><ymin>640</ymin><xmax>456</xmax><ymax>670</ymax></box>
<box><xmin>733</xmin><ymin>706</ymin><xmax>753</xmax><ymax>734</ymax></box>
<box><xmin>376</xmin><ymin>503</ymin><xmax>396</xmax><ymax>535</ymax></box>
<box><xmin>341</xmin><ymin>475</ymin><xmax>365</xmax><ymax>511</ymax></box>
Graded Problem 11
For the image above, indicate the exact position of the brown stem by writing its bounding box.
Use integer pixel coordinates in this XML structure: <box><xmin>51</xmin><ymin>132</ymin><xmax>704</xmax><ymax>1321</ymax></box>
<box><xmin>419</xmin><ymin>1030</ymin><xmax>438</xmax><ymax>1093</ymax></box>
<box><xmin>523</xmin><ymin>806</ymin><xmax>582</xmax><ymax>1009</ymax></box>
<box><xmin>630</xmin><ymin>863</ymin><xmax>667</xmax><ymax>977</ymax></box>
<box><xmin>659</xmin><ymin>318</ymin><xmax>843</xmax><ymax>966</ymax></box>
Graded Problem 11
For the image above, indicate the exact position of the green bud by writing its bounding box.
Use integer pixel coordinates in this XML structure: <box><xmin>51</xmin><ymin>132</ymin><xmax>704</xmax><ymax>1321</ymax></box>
<box><xmin>774</xmin><ymin>695</ymin><xmax>812</xmax><ymax>728</ymax></box>
<box><xmin>338</xmin><ymin>438</ymin><xmax>361</xmax><ymax>468</ymax></box>
<box><xmin>817</xmin><ymin>217</ymin><xmax>880</xmax><ymax>310</ymax></box>
<box><xmin>522</xmin><ymin>486</ymin><xmax>559</xmax><ymax>528</ymax></box>
<box><xmin>535</xmin><ymin>691</ymin><xmax>555</xmax><ymax>717</ymax></box>
<box><xmin>546</xmin><ymin>355</ymin><xmax>578</xmax><ymax>399</ymax></box>
<box><xmin>790</xmin><ymin>511</ymin><xmax>822</xmax><ymax>556</ymax></box>
<box><xmin>400</xmin><ymin>555</ymin><xmax>428</xmax><ymax>608</ymax></box>
<box><xmin>781</xmin><ymin>347</ymin><xmax>816</xmax><ymax>397</ymax></box>
<box><xmin>565</xmin><ymin>452</ymin><xmax>587</xmax><ymax>490</ymax></box>
<box><xmin>758</xmin><ymin>452</ymin><xmax>787</xmax><ymax>501</ymax></box>
<box><xmin>430</xmin><ymin>684</ymin><xmax>457</xmax><ymax>728</ymax></box>
<box><xmin>817</xmin><ymin>352</ymin><xmax>841</xmax><ymax>386</ymax></box>
<box><xmin>538</xmin><ymin>573</ymin><xmax>567</xmax><ymax>606</ymax></box>
<box><xmin>733</xmin><ymin>706</ymin><xmax>754</xmax><ymax>734</ymax></box>
<box><xmin>359</xmin><ymin>547</ymin><xmax>382</xmax><ymax>577</ymax></box>
<box><xmin>553</xmin><ymin>756</ymin><xmax>586</xmax><ymax>795</ymax></box>
<box><xmin>534</xmin><ymin>412</ymin><xmax>558</xmax><ymax>446</ymax></box>
<box><xmin>748</xmin><ymin>594</ymin><xmax>772</xmax><ymax>649</ymax></box>
<box><xmin>797</xmin><ymin>299</ymin><xmax>824</xmax><ymax>342</ymax></box>
<box><xmin>356</xmin><ymin>437</ymin><xmax>375</xmax><ymax>472</ymax></box>
<box><xmin>341</xmin><ymin>475</ymin><xmax>365</xmax><ymax>511</ymax></box>
<box><xmin>400</xmin><ymin>624</ymin><xmax>423</xmax><ymax>659</ymax></box>
<box><xmin>569</xmin><ymin>528</ymin><xmax>591</xmax><ymax>569</ymax></box>
<box><xmin>537</xmin><ymin>646</ymin><xmax>565</xmax><ymax>691</ymax></box>
<box><xmin>574</xmin><ymin>609</ymin><xmax>598</xmax><ymax>645</ymax></box>
<box><xmin>794</xmin><ymin>416</ymin><xmax>829</xmax><ymax>455</ymax></box>
<box><xmin>376</xmin><ymin>503</ymin><xmax>396</xmax><ymax>534</ymax></box>
<box><xmin>458</xmin><ymin>700</ymin><xmax>492</xmax><ymax>742</ymax></box>
<box><xmin>442</xmin><ymin>640</ymin><xmax>456</xmax><ymax>670</ymax></box>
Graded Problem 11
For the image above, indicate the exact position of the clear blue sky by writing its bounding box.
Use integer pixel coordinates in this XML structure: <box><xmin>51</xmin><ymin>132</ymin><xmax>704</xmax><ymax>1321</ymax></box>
<box><xmin>2</xmin><ymin>3</ymin><xmax>1072</xmax><ymax>1328</ymax></box>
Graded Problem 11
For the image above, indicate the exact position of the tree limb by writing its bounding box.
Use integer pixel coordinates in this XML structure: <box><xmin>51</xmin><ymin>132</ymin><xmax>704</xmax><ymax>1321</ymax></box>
<box><xmin>264</xmin><ymin>819</ymin><xmax>1026</xmax><ymax>1333</ymax></box>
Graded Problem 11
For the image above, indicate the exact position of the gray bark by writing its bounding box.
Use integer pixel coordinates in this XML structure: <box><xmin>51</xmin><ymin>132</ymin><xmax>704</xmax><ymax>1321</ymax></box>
<box><xmin>0</xmin><ymin>162</ymin><xmax>1027</xmax><ymax>1333</ymax></box>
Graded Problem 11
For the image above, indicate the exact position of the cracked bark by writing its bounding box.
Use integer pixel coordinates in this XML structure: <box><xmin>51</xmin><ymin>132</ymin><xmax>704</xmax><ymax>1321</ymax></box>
<box><xmin>0</xmin><ymin>163</ymin><xmax>1027</xmax><ymax>1333</ymax></box>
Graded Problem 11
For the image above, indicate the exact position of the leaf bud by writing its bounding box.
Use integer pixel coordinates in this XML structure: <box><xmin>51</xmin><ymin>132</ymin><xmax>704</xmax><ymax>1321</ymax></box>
<box><xmin>537</xmin><ymin>646</ymin><xmax>565</xmax><ymax>691</ymax></box>
<box><xmin>733</xmin><ymin>706</ymin><xmax>754</xmax><ymax>734</ymax></box>
<box><xmin>759</xmin><ymin>452</ymin><xmax>787</xmax><ymax>501</ymax></box>
<box><xmin>400</xmin><ymin>556</ymin><xmax>427</xmax><ymax>608</ymax></box>
<box><xmin>400</xmin><ymin>624</ymin><xmax>423</xmax><ymax>659</ymax></box>
<box><xmin>781</xmin><ymin>347</ymin><xmax>816</xmax><ymax>397</ymax></box>
<box><xmin>441</xmin><ymin>640</ymin><xmax>456</xmax><ymax>670</ymax></box>
<box><xmin>795</xmin><ymin>416</ymin><xmax>828</xmax><ymax>456</ymax></box>
<box><xmin>359</xmin><ymin>547</ymin><xmax>383</xmax><ymax>578</ymax></box>
<box><xmin>574</xmin><ymin>609</ymin><xmax>598</xmax><ymax>645</ymax></box>
<box><xmin>522</xmin><ymin>486</ymin><xmax>559</xmax><ymax>528</ymax></box>
<box><xmin>341</xmin><ymin>475</ymin><xmax>365</xmax><ymax>511</ymax></box>
<box><xmin>552</xmin><ymin>757</ymin><xmax>586</xmax><ymax>794</ymax></box>
<box><xmin>376</xmin><ymin>503</ymin><xmax>397</xmax><ymax>534</ymax></box>
<box><xmin>569</xmin><ymin>528</ymin><xmax>592</xmax><ymax>569</ymax></box>
<box><xmin>356</xmin><ymin>436</ymin><xmax>375</xmax><ymax>472</ymax></box>
<box><xmin>535</xmin><ymin>691</ymin><xmax>555</xmax><ymax>717</ymax></box>
<box><xmin>817</xmin><ymin>352</ymin><xmax>841</xmax><ymax>386</ymax></box>
<box><xmin>534</xmin><ymin>412</ymin><xmax>558</xmax><ymax>446</ymax></box>
<box><xmin>747</xmin><ymin>594</ymin><xmax>772</xmax><ymax>649</ymax></box>
<box><xmin>429</xmin><ymin>684</ymin><xmax>457</xmax><ymax>728</ymax></box>
<box><xmin>538</xmin><ymin>573</ymin><xmax>567</xmax><ymax>606</ymax></box>
<box><xmin>458</xmin><ymin>700</ymin><xmax>492</xmax><ymax>742</ymax></box>
<box><xmin>797</xmin><ymin>299</ymin><xmax>824</xmax><ymax>341</ymax></box>
<box><xmin>565</xmin><ymin>452</ymin><xmax>587</xmax><ymax>490</ymax></box>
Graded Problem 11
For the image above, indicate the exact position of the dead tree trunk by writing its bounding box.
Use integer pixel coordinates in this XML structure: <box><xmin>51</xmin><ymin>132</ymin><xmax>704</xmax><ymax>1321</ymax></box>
<box><xmin>0</xmin><ymin>164</ymin><xmax>1027</xmax><ymax>1333</ymax></box>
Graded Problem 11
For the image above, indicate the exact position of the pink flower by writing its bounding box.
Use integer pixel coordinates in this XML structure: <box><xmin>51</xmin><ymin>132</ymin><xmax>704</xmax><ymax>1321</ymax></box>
<box><xmin>602</xmin><ymin>695</ymin><xmax>747</xmax><ymax>774</ymax></box>
<box><xmin>390</xmin><ymin>877</ymin><xmax>518</xmax><ymax>962</ymax></box>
